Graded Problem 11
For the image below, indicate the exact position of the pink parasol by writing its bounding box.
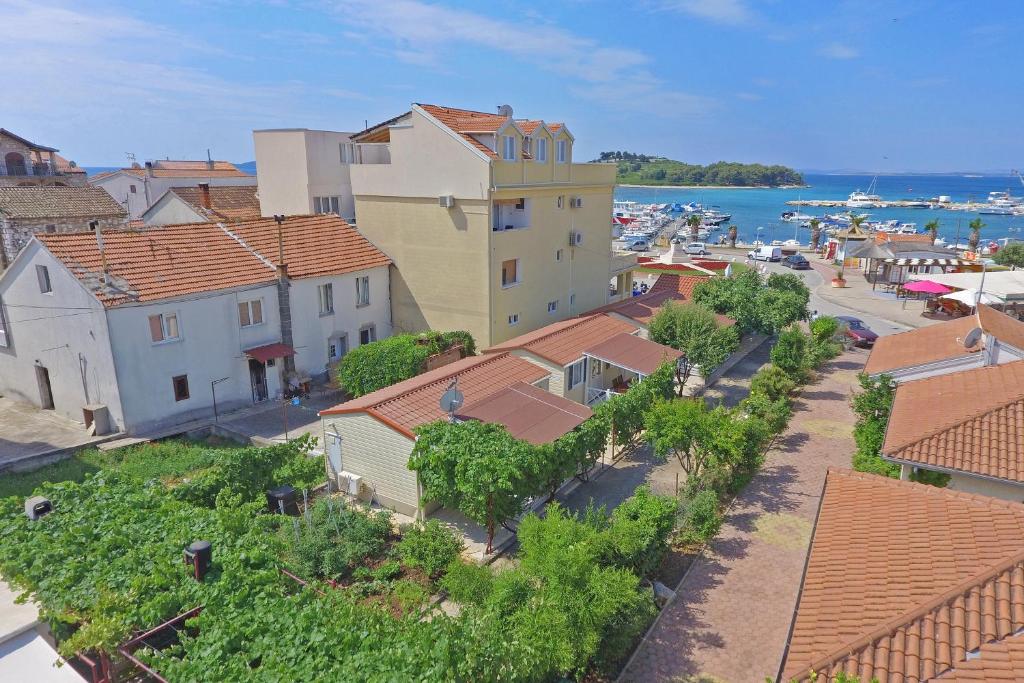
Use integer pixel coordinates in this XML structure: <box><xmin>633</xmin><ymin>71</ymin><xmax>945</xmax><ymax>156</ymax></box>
<box><xmin>903</xmin><ymin>280</ymin><xmax>953</xmax><ymax>294</ymax></box>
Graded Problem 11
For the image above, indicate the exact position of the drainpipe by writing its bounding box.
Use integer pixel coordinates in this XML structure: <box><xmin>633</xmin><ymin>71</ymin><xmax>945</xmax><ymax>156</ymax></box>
<box><xmin>273</xmin><ymin>215</ymin><xmax>296</xmax><ymax>376</ymax></box>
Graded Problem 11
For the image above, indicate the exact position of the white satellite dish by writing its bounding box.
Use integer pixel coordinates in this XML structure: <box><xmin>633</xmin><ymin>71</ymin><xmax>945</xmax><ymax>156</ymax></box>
<box><xmin>439</xmin><ymin>378</ymin><xmax>464</xmax><ymax>421</ymax></box>
<box><xmin>963</xmin><ymin>326</ymin><xmax>983</xmax><ymax>349</ymax></box>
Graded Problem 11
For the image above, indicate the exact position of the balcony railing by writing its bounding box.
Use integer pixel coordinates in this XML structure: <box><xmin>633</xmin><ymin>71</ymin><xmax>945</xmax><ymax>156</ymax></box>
<box><xmin>351</xmin><ymin>143</ymin><xmax>390</xmax><ymax>165</ymax></box>
<box><xmin>610</xmin><ymin>249</ymin><xmax>638</xmax><ymax>274</ymax></box>
<box><xmin>0</xmin><ymin>161</ymin><xmax>65</xmax><ymax>177</ymax></box>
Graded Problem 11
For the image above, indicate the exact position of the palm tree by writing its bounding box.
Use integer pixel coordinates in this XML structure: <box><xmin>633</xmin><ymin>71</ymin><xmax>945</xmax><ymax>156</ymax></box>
<box><xmin>727</xmin><ymin>224</ymin><xmax>737</xmax><ymax>248</ymax></box>
<box><xmin>925</xmin><ymin>219</ymin><xmax>940</xmax><ymax>245</ymax></box>
<box><xmin>849</xmin><ymin>214</ymin><xmax>868</xmax><ymax>231</ymax></box>
<box><xmin>837</xmin><ymin>215</ymin><xmax>867</xmax><ymax>282</ymax></box>
<box><xmin>687</xmin><ymin>213</ymin><xmax>702</xmax><ymax>242</ymax></box>
<box><xmin>968</xmin><ymin>218</ymin><xmax>984</xmax><ymax>253</ymax></box>
<box><xmin>809</xmin><ymin>218</ymin><xmax>822</xmax><ymax>252</ymax></box>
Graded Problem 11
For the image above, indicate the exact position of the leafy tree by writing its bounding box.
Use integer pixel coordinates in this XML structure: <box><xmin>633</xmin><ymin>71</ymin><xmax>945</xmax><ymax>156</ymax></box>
<box><xmin>750</xmin><ymin>365</ymin><xmax>797</xmax><ymax>401</ymax></box>
<box><xmin>396</xmin><ymin>519</ymin><xmax>464</xmax><ymax>579</ymax></box>
<box><xmin>595</xmin><ymin>486</ymin><xmax>679</xmax><ymax>576</ymax></box>
<box><xmin>694</xmin><ymin>269</ymin><xmax>809</xmax><ymax>334</ymax></box>
<box><xmin>851</xmin><ymin>373</ymin><xmax>899</xmax><ymax>478</ymax></box>
<box><xmin>677</xmin><ymin>488</ymin><xmax>721</xmax><ymax>545</ymax></box>
<box><xmin>648</xmin><ymin>302</ymin><xmax>740</xmax><ymax>391</ymax></box>
<box><xmin>687</xmin><ymin>213</ymin><xmax>702</xmax><ymax>241</ymax></box>
<box><xmin>925</xmin><ymin>219</ymin><xmax>940</xmax><ymax>245</ymax></box>
<box><xmin>968</xmin><ymin>217</ymin><xmax>985</xmax><ymax>252</ymax></box>
<box><xmin>644</xmin><ymin>399</ymin><xmax>743</xmax><ymax>479</ymax></box>
<box><xmin>409</xmin><ymin>420</ymin><xmax>536</xmax><ymax>553</ymax></box>
<box><xmin>994</xmin><ymin>243</ymin><xmax>1024</xmax><ymax>269</ymax></box>
<box><xmin>810</xmin><ymin>218</ymin><xmax>822</xmax><ymax>251</ymax></box>
<box><xmin>602</xmin><ymin>362</ymin><xmax>676</xmax><ymax>447</ymax></box>
<box><xmin>770</xmin><ymin>326</ymin><xmax>809</xmax><ymax>375</ymax></box>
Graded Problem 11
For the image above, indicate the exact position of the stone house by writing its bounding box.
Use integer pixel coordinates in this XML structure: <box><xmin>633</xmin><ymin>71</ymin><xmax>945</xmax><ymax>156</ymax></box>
<box><xmin>0</xmin><ymin>186</ymin><xmax>127</xmax><ymax>268</ymax></box>
<box><xmin>0</xmin><ymin>128</ymin><xmax>87</xmax><ymax>188</ymax></box>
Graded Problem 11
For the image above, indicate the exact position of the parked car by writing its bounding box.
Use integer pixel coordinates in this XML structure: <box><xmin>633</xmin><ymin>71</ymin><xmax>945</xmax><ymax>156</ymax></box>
<box><xmin>748</xmin><ymin>245</ymin><xmax>782</xmax><ymax>262</ymax></box>
<box><xmin>781</xmin><ymin>254</ymin><xmax>810</xmax><ymax>270</ymax></box>
<box><xmin>836</xmin><ymin>316</ymin><xmax>878</xmax><ymax>347</ymax></box>
<box><xmin>627</xmin><ymin>239</ymin><xmax>649</xmax><ymax>252</ymax></box>
<box><xmin>684</xmin><ymin>242</ymin><xmax>709</xmax><ymax>255</ymax></box>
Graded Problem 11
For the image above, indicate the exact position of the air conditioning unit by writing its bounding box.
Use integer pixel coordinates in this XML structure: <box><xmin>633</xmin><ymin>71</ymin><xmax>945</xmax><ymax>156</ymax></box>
<box><xmin>569</xmin><ymin>231</ymin><xmax>583</xmax><ymax>247</ymax></box>
<box><xmin>438</xmin><ymin>195</ymin><xmax>455</xmax><ymax>209</ymax></box>
<box><xmin>337</xmin><ymin>471</ymin><xmax>362</xmax><ymax>497</ymax></box>
<box><xmin>570</xmin><ymin>196</ymin><xmax>584</xmax><ymax>209</ymax></box>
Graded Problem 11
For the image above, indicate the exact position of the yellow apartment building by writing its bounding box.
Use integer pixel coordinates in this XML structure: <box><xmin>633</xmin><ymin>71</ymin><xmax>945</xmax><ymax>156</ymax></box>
<box><xmin>348</xmin><ymin>103</ymin><xmax>635</xmax><ymax>346</ymax></box>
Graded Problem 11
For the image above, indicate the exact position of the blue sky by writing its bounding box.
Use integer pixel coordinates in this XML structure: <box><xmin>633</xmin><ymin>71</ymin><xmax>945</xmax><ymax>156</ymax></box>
<box><xmin>2</xmin><ymin>0</ymin><xmax>1021</xmax><ymax>171</ymax></box>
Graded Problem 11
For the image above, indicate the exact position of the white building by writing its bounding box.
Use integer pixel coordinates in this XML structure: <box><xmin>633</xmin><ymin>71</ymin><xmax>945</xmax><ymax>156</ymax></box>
<box><xmin>0</xmin><ymin>215</ymin><xmax>391</xmax><ymax>434</ymax></box>
<box><xmin>253</xmin><ymin>129</ymin><xmax>359</xmax><ymax>221</ymax></box>
<box><xmin>141</xmin><ymin>184</ymin><xmax>261</xmax><ymax>226</ymax></box>
<box><xmin>90</xmin><ymin>160</ymin><xmax>256</xmax><ymax>220</ymax></box>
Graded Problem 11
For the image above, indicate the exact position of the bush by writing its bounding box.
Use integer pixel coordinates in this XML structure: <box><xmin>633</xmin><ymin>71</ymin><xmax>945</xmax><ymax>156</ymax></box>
<box><xmin>441</xmin><ymin>560</ymin><xmax>494</xmax><ymax>607</ymax></box>
<box><xmin>597</xmin><ymin>487</ymin><xmax>678</xmax><ymax>576</ymax></box>
<box><xmin>810</xmin><ymin>315</ymin><xmax>839</xmax><ymax>344</ymax></box>
<box><xmin>391</xmin><ymin>579</ymin><xmax>430</xmax><ymax>612</ymax></box>
<box><xmin>373</xmin><ymin>560</ymin><xmax>402</xmax><ymax>582</ymax></box>
<box><xmin>770</xmin><ymin>325</ymin><xmax>809</xmax><ymax>374</ymax></box>
<box><xmin>337</xmin><ymin>335</ymin><xmax>430</xmax><ymax>397</ymax></box>
<box><xmin>750</xmin><ymin>365</ymin><xmax>796</xmax><ymax>402</ymax></box>
<box><xmin>740</xmin><ymin>392</ymin><xmax>793</xmax><ymax>434</ymax></box>
<box><xmin>419</xmin><ymin>330</ymin><xmax>476</xmax><ymax>357</ymax></box>
<box><xmin>282</xmin><ymin>498</ymin><xmax>393</xmax><ymax>580</ymax></box>
<box><xmin>397</xmin><ymin>519</ymin><xmax>464</xmax><ymax>579</ymax></box>
<box><xmin>851</xmin><ymin>373</ymin><xmax>898</xmax><ymax>478</ymax></box>
<box><xmin>677</xmin><ymin>488</ymin><xmax>722</xmax><ymax>545</ymax></box>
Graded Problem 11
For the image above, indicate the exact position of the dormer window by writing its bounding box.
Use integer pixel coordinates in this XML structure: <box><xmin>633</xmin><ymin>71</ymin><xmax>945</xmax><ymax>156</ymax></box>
<box><xmin>502</xmin><ymin>136</ymin><xmax>516</xmax><ymax>161</ymax></box>
<box><xmin>536</xmin><ymin>138</ymin><xmax>547</xmax><ymax>162</ymax></box>
<box><xmin>522</xmin><ymin>136</ymin><xmax>531</xmax><ymax>158</ymax></box>
<box><xmin>556</xmin><ymin>139</ymin><xmax>568</xmax><ymax>163</ymax></box>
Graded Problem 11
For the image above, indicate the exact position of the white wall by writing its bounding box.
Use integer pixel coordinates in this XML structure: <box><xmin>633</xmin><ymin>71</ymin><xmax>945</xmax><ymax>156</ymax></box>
<box><xmin>0</xmin><ymin>243</ymin><xmax>124</xmax><ymax>428</ymax></box>
<box><xmin>254</xmin><ymin>129</ymin><xmax>357</xmax><ymax>220</ymax></box>
<box><xmin>947</xmin><ymin>472</ymin><xmax>1024</xmax><ymax>502</ymax></box>
<box><xmin>323</xmin><ymin>413</ymin><xmax>419</xmax><ymax>516</ymax></box>
<box><xmin>304</xmin><ymin>130</ymin><xmax>356</xmax><ymax>220</ymax></box>
<box><xmin>288</xmin><ymin>266</ymin><xmax>392</xmax><ymax>381</ymax></box>
<box><xmin>142</xmin><ymin>193</ymin><xmax>205</xmax><ymax>226</ymax></box>
<box><xmin>106</xmin><ymin>282</ymin><xmax>282</xmax><ymax>434</ymax></box>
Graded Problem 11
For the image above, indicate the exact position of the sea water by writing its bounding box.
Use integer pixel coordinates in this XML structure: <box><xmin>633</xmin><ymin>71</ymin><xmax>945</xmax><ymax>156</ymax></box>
<box><xmin>615</xmin><ymin>173</ymin><xmax>1024</xmax><ymax>246</ymax></box>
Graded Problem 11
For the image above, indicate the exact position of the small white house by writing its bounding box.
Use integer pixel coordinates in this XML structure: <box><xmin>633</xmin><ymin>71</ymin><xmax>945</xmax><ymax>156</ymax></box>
<box><xmin>0</xmin><ymin>215</ymin><xmax>391</xmax><ymax>434</ymax></box>
<box><xmin>141</xmin><ymin>184</ymin><xmax>261</xmax><ymax>226</ymax></box>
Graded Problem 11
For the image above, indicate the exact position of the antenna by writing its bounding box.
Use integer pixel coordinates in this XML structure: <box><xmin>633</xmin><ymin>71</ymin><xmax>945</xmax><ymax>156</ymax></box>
<box><xmin>963</xmin><ymin>327</ymin><xmax>983</xmax><ymax>349</ymax></box>
<box><xmin>439</xmin><ymin>377</ymin><xmax>464</xmax><ymax>422</ymax></box>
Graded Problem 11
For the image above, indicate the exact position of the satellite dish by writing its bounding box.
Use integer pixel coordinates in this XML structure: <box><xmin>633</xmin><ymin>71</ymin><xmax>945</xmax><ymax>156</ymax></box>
<box><xmin>963</xmin><ymin>327</ymin><xmax>983</xmax><ymax>349</ymax></box>
<box><xmin>439</xmin><ymin>378</ymin><xmax>464</xmax><ymax>420</ymax></box>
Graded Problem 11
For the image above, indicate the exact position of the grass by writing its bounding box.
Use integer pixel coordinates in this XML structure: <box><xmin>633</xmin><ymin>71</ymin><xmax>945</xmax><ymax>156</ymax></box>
<box><xmin>0</xmin><ymin>437</ymin><xmax>236</xmax><ymax>500</ymax></box>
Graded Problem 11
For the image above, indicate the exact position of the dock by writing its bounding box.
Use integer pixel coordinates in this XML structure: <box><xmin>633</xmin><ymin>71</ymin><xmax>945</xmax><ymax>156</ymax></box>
<box><xmin>785</xmin><ymin>199</ymin><xmax>1004</xmax><ymax>213</ymax></box>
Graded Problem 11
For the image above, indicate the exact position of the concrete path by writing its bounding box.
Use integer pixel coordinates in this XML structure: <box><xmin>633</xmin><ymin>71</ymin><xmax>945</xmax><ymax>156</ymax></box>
<box><xmin>620</xmin><ymin>349</ymin><xmax>866</xmax><ymax>683</ymax></box>
<box><xmin>0</xmin><ymin>398</ymin><xmax>111</xmax><ymax>471</ymax></box>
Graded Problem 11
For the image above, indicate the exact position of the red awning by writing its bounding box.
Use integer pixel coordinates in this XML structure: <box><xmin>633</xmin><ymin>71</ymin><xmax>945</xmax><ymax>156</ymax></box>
<box><xmin>245</xmin><ymin>343</ymin><xmax>296</xmax><ymax>363</ymax></box>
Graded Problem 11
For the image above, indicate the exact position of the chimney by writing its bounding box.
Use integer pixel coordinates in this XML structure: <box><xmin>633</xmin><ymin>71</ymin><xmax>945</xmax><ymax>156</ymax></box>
<box><xmin>206</xmin><ymin>148</ymin><xmax>214</xmax><ymax>171</ymax></box>
<box><xmin>272</xmin><ymin>215</ymin><xmax>296</xmax><ymax>375</ymax></box>
<box><xmin>198</xmin><ymin>183</ymin><xmax>211</xmax><ymax>209</ymax></box>
<box><xmin>144</xmin><ymin>161</ymin><xmax>154</xmax><ymax>177</ymax></box>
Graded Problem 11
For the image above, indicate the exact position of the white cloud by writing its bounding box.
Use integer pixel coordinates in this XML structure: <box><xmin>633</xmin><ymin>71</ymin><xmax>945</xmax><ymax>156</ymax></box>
<box><xmin>735</xmin><ymin>92</ymin><xmax>762</xmax><ymax>101</ymax></box>
<box><xmin>658</xmin><ymin>0</ymin><xmax>752</xmax><ymax>25</ymax></box>
<box><xmin>325</xmin><ymin>0</ymin><xmax>713</xmax><ymax>113</ymax></box>
<box><xmin>819</xmin><ymin>42</ymin><xmax>859</xmax><ymax>60</ymax></box>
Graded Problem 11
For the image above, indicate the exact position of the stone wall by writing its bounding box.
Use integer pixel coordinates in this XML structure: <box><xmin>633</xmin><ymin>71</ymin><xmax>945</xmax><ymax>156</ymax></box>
<box><xmin>1</xmin><ymin>215</ymin><xmax>126</xmax><ymax>266</ymax></box>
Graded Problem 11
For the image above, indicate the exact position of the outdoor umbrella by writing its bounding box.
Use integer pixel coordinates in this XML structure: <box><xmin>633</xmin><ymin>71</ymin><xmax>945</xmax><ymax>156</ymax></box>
<box><xmin>847</xmin><ymin>242</ymin><xmax>894</xmax><ymax>259</ymax></box>
<box><xmin>940</xmin><ymin>289</ymin><xmax>1004</xmax><ymax>306</ymax></box>
<box><xmin>902</xmin><ymin>280</ymin><xmax>952</xmax><ymax>294</ymax></box>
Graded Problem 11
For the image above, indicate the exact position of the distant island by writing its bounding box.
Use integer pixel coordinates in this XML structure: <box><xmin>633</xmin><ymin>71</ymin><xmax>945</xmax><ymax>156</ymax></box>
<box><xmin>595</xmin><ymin>151</ymin><xmax>804</xmax><ymax>188</ymax></box>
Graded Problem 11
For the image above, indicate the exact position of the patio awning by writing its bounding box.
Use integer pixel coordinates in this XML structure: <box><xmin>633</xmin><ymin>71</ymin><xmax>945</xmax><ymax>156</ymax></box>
<box><xmin>582</xmin><ymin>332</ymin><xmax>683</xmax><ymax>377</ymax></box>
<box><xmin>940</xmin><ymin>289</ymin><xmax>1005</xmax><ymax>306</ymax></box>
<box><xmin>848</xmin><ymin>242</ymin><xmax>894</xmax><ymax>259</ymax></box>
<box><xmin>902</xmin><ymin>280</ymin><xmax>952</xmax><ymax>294</ymax></box>
<box><xmin>882</xmin><ymin>258</ymin><xmax>970</xmax><ymax>267</ymax></box>
<box><xmin>459</xmin><ymin>382</ymin><xmax>592</xmax><ymax>445</ymax></box>
<box><xmin>244</xmin><ymin>343</ymin><xmax>296</xmax><ymax>363</ymax></box>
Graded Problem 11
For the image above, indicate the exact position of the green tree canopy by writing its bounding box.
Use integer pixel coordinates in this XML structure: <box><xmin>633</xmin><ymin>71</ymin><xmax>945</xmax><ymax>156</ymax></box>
<box><xmin>995</xmin><ymin>243</ymin><xmax>1024</xmax><ymax>269</ymax></box>
<box><xmin>648</xmin><ymin>302</ymin><xmax>739</xmax><ymax>390</ymax></box>
<box><xmin>643</xmin><ymin>399</ymin><xmax>742</xmax><ymax>479</ymax></box>
<box><xmin>336</xmin><ymin>331</ymin><xmax>475</xmax><ymax>397</ymax></box>
<box><xmin>693</xmin><ymin>269</ymin><xmax>809</xmax><ymax>334</ymax></box>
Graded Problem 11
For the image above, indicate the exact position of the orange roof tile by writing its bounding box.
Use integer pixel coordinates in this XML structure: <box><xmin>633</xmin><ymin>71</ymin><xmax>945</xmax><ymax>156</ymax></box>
<box><xmin>883</xmin><ymin>361</ymin><xmax>1024</xmax><ymax>483</ymax></box>
<box><xmin>582</xmin><ymin>332</ymin><xmax>683</xmax><ymax>376</ymax></box>
<box><xmin>92</xmin><ymin>161</ymin><xmax>251</xmax><ymax>179</ymax></box>
<box><xmin>936</xmin><ymin>634</ymin><xmax>1024</xmax><ymax>680</ymax></box>
<box><xmin>865</xmin><ymin>305</ymin><xmax>1024</xmax><ymax>376</ymax></box>
<box><xmin>226</xmin><ymin>214</ymin><xmax>390</xmax><ymax>280</ymax></box>
<box><xmin>585</xmin><ymin>274</ymin><xmax>734</xmax><ymax>327</ymax></box>
<box><xmin>875</xmin><ymin>232</ymin><xmax>935</xmax><ymax>244</ymax></box>
<box><xmin>782</xmin><ymin>470</ymin><xmax>1024</xmax><ymax>682</ymax></box>
<box><xmin>459</xmin><ymin>381</ymin><xmax>591</xmax><ymax>445</ymax></box>
<box><xmin>320</xmin><ymin>353</ymin><xmax>549</xmax><ymax>436</ymax></box>
<box><xmin>166</xmin><ymin>185</ymin><xmax>261</xmax><ymax>221</ymax></box>
<box><xmin>484</xmin><ymin>314</ymin><xmax>639</xmax><ymax>366</ymax></box>
<box><xmin>417</xmin><ymin>104</ymin><xmax>507</xmax><ymax>158</ymax></box>
<box><xmin>39</xmin><ymin>215</ymin><xmax>389</xmax><ymax>307</ymax></box>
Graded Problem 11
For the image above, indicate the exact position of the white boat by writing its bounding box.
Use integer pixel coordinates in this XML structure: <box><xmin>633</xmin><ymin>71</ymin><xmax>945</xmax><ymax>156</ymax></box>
<box><xmin>847</xmin><ymin>176</ymin><xmax>882</xmax><ymax>208</ymax></box>
<box><xmin>781</xmin><ymin>210</ymin><xmax>815</xmax><ymax>223</ymax></box>
<box><xmin>988</xmin><ymin>191</ymin><xmax>1022</xmax><ymax>208</ymax></box>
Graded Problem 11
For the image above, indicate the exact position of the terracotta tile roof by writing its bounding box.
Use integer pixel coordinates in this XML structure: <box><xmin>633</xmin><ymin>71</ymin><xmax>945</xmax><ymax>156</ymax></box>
<box><xmin>517</xmin><ymin>120</ymin><xmax>544</xmax><ymax>135</ymax></box>
<box><xmin>865</xmin><ymin>306</ymin><xmax>1024</xmax><ymax>376</ymax></box>
<box><xmin>484</xmin><ymin>314</ymin><xmax>639</xmax><ymax>366</ymax></box>
<box><xmin>875</xmin><ymin>232</ymin><xmax>934</xmax><ymax>244</ymax></box>
<box><xmin>226</xmin><ymin>214</ymin><xmax>390</xmax><ymax>279</ymax></box>
<box><xmin>936</xmin><ymin>633</ymin><xmax>1024</xmax><ymax>680</ymax></box>
<box><xmin>582</xmin><ymin>332</ymin><xmax>683</xmax><ymax>376</ymax></box>
<box><xmin>38</xmin><ymin>215</ymin><xmax>388</xmax><ymax>307</ymax></box>
<box><xmin>417</xmin><ymin>104</ymin><xmax>507</xmax><ymax>158</ymax></box>
<box><xmin>585</xmin><ymin>274</ymin><xmax>734</xmax><ymax>327</ymax></box>
<box><xmin>459</xmin><ymin>381</ymin><xmax>591</xmax><ymax>445</ymax></box>
<box><xmin>166</xmin><ymin>185</ymin><xmax>261</xmax><ymax>221</ymax></box>
<box><xmin>782</xmin><ymin>469</ymin><xmax>1024</xmax><ymax>682</ymax></box>
<box><xmin>0</xmin><ymin>186</ymin><xmax>126</xmax><ymax>220</ymax></box>
<box><xmin>883</xmin><ymin>361</ymin><xmax>1024</xmax><ymax>483</ymax></box>
<box><xmin>320</xmin><ymin>353</ymin><xmax>550</xmax><ymax>436</ymax></box>
<box><xmin>52</xmin><ymin>153</ymin><xmax>85</xmax><ymax>174</ymax></box>
<box><xmin>38</xmin><ymin>223</ymin><xmax>273</xmax><ymax>307</ymax></box>
<box><xmin>91</xmin><ymin>161</ymin><xmax>251</xmax><ymax>179</ymax></box>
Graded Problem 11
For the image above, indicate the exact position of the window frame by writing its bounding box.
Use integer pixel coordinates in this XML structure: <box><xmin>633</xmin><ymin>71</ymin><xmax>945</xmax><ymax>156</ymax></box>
<box><xmin>547</xmin><ymin>300</ymin><xmax>558</xmax><ymax>314</ymax></box>
<box><xmin>356</xmin><ymin>275</ymin><xmax>370</xmax><ymax>307</ymax></box>
<box><xmin>502</xmin><ymin>135</ymin><xmax>516</xmax><ymax>161</ymax></box>
<box><xmin>148</xmin><ymin>312</ymin><xmax>181</xmax><ymax>344</ymax></box>
<box><xmin>555</xmin><ymin>248</ymin><xmax>563</xmax><ymax>262</ymax></box>
<box><xmin>359</xmin><ymin>325</ymin><xmax>377</xmax><ymax>345</ymax></box>
<box><xmin>0</xmin><ymin>296</ymin><xmax>9</xmax><ymax>348</ymax></box>
<box><xmin>36</xmin><ymin>265</ymin><xmax>52</xmax><ymax>294</ymax></box>
<box><xmin>328</xmin><ymin>333</ymin><xmax>348</xmax><ymax>362</ymax></box>
<box><xmin>501</xmin><ymin>258</ymin><xmax>520</xmax><ymax>288</ymax></box>
<box><xmin>567</xmin><ymin>358</ymin><xmax>586</xmax><ymax>390</ymax></box>
<box><xmin>238</xmin><ymin>298</ymin><xmax>264</xmax><ymax>328</ymax></box>
<box><xmin>536</xmin><ymin>137</ymin><xmax>547</xmax><ymax>163</ymax></box>
<box><xmin>172</xmin><ymin>374</ymin><xmax>190</xmax><ymax>402</ymax></box>
<box><xmin>508</xmin><ymin>313</ymin><xmax>520</xmax><ymax>326</ymax></box>
<box><xmin>339</xmin><ymin>142</ymin><xmax>355</xmax><ymax>164</ymax></box>
<box><xmin>556</xmin><ymin>139</ymin><xmax>568</xmax><ymax>163</ymax></box>
<box><xmin>318</xmin><ymin>283</ymin><xmax>334</xmax><ymax>316</ymax></box>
